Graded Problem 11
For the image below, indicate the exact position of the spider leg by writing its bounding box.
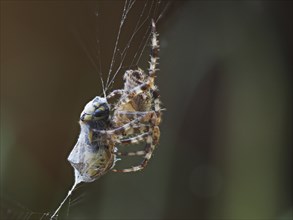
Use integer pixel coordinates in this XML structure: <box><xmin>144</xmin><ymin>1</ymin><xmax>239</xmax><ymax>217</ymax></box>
<box><xmin>130</xmin><ymin>124</ymin><xmax>150</xmax><ymax>132</ymax></box>
<box><xmin>152</xmin><ymin>88</ymin><xmax>161</xmax><ymax>112</ymax></box>
<box><xmin>114</xmin><ymin>131</ymin><xmax>152</xmax><ymax>157</ymax></box>
<box><xmin>116</xmin><ymin>132</ymin><xmax>151</xmax><ymax>145</ymax></box>
<box><xmin>114</xmin><ymin>20</ymin><xmax>160</xmax><ymax>109</ymax></box>
<box><xmin>148</xmin><ymin>19</ymin><xmax>159</xmax><ymax>78</ymax></box>
<box><xmin>95</xmin><ymin>112</ymin><xmax>155</xmax><ymax>136</ymax></box>
<box><xmin>113</xmin><ymin>130</ymin><xmax>152</xmax><ymax>158</ymax></box>
<box><xmin>112</xmin><ymin>125</ymin><xmax>160</xmax><ymax>173</ymax></box>
<box><xmin>123</xmin><ymin>124</ymin><xmax>150</xmax><ymax>136</ymax></box>
<box><xmin>113</xmin><ymin>111</ymin><xmax>156</xmax><ymax>134</ymax></box>
<box><xmin>115</xmin><ymin>150</ymin><xmax>146</xmax><ymax>157</ymax></box>
<box><xmin>106</xmin><ymin>89</ymin><xmax>124</xmax><ymax>100</ymax></box>
<box><xmin>115</xmin><ymin>110</ymin><xmax>151</xmax><ymax>121</ymax></box>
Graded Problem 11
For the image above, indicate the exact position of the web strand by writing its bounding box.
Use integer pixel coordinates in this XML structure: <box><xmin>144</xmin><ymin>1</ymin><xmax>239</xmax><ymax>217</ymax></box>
<box><xmin>105</xmin><ymin>0</ymin><xmax>168</xmax><ymax>93</ymax></box>
<box><xmin>105</xmin><ymin>0</ymin><xmax>129</xmax><ymax>92</ymax></box>
<box><xmin>0</xmin><ymin>197</ymin><xmax>49</xmax><ymax>220</ymax></box>
<box><xmin>50</xmin><ymin>175</ymin><xmax>81</xmax><ymax>220</ymax></box>
<box><xmin>94</xmin><ymin>6</ymin><xmax>106</xmax><ymax>97</ymax></box>
<box><xmin>105</xmin><ymin>0</ymin><xmax>153</xmax><ymax>92</ymax></box>
<box><xmin>72</xmin><ymin>29</ymin><xmax>100</xmax><ymax>74</ymax></box>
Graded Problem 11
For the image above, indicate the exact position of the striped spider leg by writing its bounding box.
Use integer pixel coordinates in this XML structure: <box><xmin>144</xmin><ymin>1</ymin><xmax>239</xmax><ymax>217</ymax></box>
<box><xmin>95</xmin><ymin>110</ymin><xmax>161</xmax><ymax>173</ymax></box>
<box><xmin>109</xmin><ymin>19</ymin><xmax>160</xmax><ymax>110</ymax></box>
<box><xmin>113</xmin><ymin>111</ymin><xmax>161</xmax><ymax>173</ymax></box>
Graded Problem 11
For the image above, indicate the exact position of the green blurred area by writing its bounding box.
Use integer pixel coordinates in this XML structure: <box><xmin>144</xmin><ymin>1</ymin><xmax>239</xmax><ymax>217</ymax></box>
<box><xmin>1</xmin><ymin>1</ymin><xmax>292</xmax><ymax>220</ymax></box>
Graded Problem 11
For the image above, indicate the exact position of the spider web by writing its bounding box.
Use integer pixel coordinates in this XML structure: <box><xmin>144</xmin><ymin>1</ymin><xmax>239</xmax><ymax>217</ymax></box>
<box><xmin>1</xmin><ymin>1</ymin><xmax>170</xmax><ymax>220</ymax></box>
<box><xmin>85</xmin><ymin>0</ymin><xmax>170</xmax><ymax>96</ymax></box>
<box><xmin>103</xmin><ymin>0</ymin><xmax>167</xmax><ymax>94</ymax></box>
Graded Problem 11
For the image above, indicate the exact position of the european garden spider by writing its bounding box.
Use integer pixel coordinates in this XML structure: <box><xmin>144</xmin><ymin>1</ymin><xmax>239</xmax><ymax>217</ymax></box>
<box><xmin>68</xmin><ymin>20</ymin><xmax>162</xmax><ymax>182</ymax></box>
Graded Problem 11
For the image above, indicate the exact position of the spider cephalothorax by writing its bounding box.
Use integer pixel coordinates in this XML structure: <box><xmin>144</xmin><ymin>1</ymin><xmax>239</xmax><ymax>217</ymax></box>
<box><xmin>112</xmin><ymin>68</ymin><xmax>152</xmax><ymax>126</ymax></box>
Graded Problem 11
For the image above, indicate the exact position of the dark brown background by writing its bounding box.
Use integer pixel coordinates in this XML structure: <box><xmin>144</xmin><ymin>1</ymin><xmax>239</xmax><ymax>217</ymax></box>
<box><xmin>1</xmin><ymin>1</ymin><xmax>292</xmax><ymax>220</ymax></box>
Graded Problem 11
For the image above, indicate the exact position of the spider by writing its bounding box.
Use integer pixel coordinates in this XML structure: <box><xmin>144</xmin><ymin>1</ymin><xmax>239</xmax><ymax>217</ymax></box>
<box><xmin>107</xmin><ymin>66</ymin><xmax>162</xmax><ymax>173</ymax></box>
<box><xmin>67</xmin><ymin>19</ymin><xmax>161</xmax><ymax>182</ymax></box>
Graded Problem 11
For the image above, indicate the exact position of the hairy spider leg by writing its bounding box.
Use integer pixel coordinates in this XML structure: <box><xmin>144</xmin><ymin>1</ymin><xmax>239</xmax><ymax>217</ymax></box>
<box><xmin>95</xmin><ymin>111</ymin><xmax>155</xmax><ymax>136</ymax></box>
<box><xmin>152</xmin><ymin>88</ymin><xmax>161</xmax><ymax>112</ymax></box>
<box><xmin>123</xmin><ymin>124</ymin><xmax>151</xmax><ymax>136</ymax></box>
<box><xmin>112</xmin><ymin>111</ymin><xmax>160</xmax><ymax>173</ymax></box>
<box><xmin>113</xmin><ymin>19</ymin><xmax>159</xmax><ymax>108</ymax></box>
<box><xmin>116</xmin><ymin>151</ymin><xmax>146</xmax><ymax>156</ymax></box>
<box><xmin>106</xmin><ymin>89</ymin><xmax>124</xmax><ymax>100</ymax></box>
<box><xmin>149</xmin><ymin>19</ymin><xmax>159</xmax><ymax>79</ymax></box>
<box><xmin>117</xmin><ymin>131</ymin><xmax>151</xmax><ymax>145</ymax></box>
<box><xmin>112</xmin><ymin>128</ymin><xmax>157</xmax><ymax>173</ymax></box>
<box><xmin>114</xmin><ymin>131</ymin><xmax>152</xmax><ymax>157</ymax></box>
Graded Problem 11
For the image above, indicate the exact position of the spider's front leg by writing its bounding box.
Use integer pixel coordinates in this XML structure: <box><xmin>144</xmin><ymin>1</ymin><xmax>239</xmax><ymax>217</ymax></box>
<box><xmin>95</xmin><ymin>117</ymin><xmax>140</xmax><ymax>136</ymax></box>
<box><xmin>149</xmin><ymin>19</ymin><xmax>159</xmax><ymax>78</ymax></box>
<box><xmin>114</xmin><ymin>20</ymin><xmax>160</xmax><ymax>108</ymax></box>
<box><xmin>96</xmin><ymin>111</ymin><xmax>157</xmax><ymax>136</ymax></box>
<box><xmin>106</xmin><ymin>89</ymin><xmax>124</xmax><ymax>100</ymax></box>
<box><xmin>114</xmin><ymin>111</ymin><xmax>151</xmax><ymax>123</ymax></box>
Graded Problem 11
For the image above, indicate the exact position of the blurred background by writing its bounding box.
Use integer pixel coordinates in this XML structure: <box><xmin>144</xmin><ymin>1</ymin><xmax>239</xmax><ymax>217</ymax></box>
<box><xmin>1</xmin><ymin>1</ymin><xmax>292</xmax><ymax>220</ymax></box>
